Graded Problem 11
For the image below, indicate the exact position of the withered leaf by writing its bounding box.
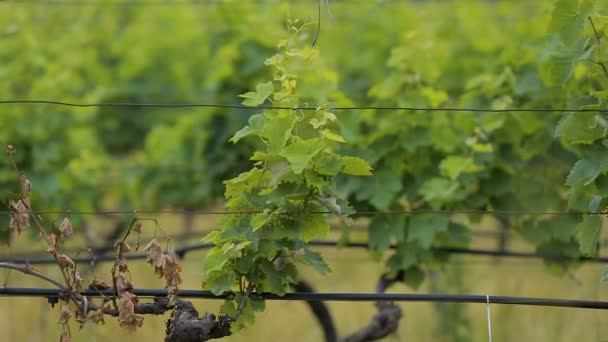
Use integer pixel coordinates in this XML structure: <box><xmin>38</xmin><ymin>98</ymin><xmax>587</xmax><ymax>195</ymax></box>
<box><xmin>57</xmin><ymin>254</ymin><xmax>75</xmax><ymax>269</ymax></box>
<box><xmin>161</xmin><ymin>254</ymin><xmax>183</xmax><ymax>287</ymax></box>
<box><xmin>119</xmin><ymin>241</ymin><xmax>131</xmax><ymax>255</ymax></box>
<box><xmin>47</xmin><ymin>234</ymin><xmax>58</xmax><ymax>253</ymax></box>
<box><xmin>89</xmin><ymin>279</ymin><xmax>112</xmax><ymax>291</ymax></box>
<box><xmin>144</xmin><ymin>239</ymin><xmax>163</xmax><ymax>269</ymax></box>
<box><xmin>59</xmin><ymin>217</ymin><xmax>73</xmax><ymax>239</ymax></box>
<box><xmin>58</xmin><ymin>305</ymin><xmax>73</xmax><ymax>324</ymax></box>
<box><xmin>59</xmin><ymin>332</ymin><xmax>71</xmax><ymax>342</ymax></box>
<box><xmin>9</xmin><ymin>199</ymin><xmax>29</xmax><ymax>234</ymax></box>
<box><xmin>116</xmin><ymin>272</ymin><xmax>133</xmax><ymax>295</ymax></box>
<box><xmin>89</xmin><ymin>309</ymin><xmax>105</xmax><ymax>325</ymax></box>
<box><xmin>118</xmin><ymin>292</ymin><xmax>144</xmax><ymax>332</ymax></box>
<box><xmin>117</xmin><ymin>258</ymin><xmax>129</xmax><ymax>272</ymax></box>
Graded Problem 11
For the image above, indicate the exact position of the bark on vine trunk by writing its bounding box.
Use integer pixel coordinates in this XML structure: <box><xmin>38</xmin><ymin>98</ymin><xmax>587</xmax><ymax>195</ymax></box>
<box><xmin>340</xmin><ymin>272</ymin><xmax>404</xmax><ymax>342</ymax></box>
<box><xmin>165</xmin><ymin>300</ymin><xmax>232</xmax><ymax>342</ymax></box>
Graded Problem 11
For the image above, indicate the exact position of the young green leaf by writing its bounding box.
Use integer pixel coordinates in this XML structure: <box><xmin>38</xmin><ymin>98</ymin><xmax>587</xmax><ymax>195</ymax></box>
<box><xmin>238</xmin><ymin>82</ymin><xmax>274</xmax><ymax>107</ymax></box>
<box><xmin>341</xmin><ymin>156</ymin><xmax>373</xmax><ymax>176</ymax></box>
<box><xmin>576</xmin><ymin>215</ymin><xmax>602</xmax><ymax>256</ymax></box>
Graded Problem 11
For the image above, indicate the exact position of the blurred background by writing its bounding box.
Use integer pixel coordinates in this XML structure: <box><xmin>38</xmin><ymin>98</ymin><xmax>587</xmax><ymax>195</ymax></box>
<box><xmin>1</xmin><ymin>0</ymin><xmax>607</xmax><ymax>341</ymax></box>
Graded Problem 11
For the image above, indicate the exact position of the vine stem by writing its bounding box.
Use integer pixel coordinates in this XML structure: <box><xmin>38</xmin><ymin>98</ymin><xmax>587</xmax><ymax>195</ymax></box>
<box><xmin>0</xmin><ymin>262</ymin><xmax>64</xmax><ymax>288</ymax></box>
<box><xmin>110</xmin><ymin>217</ymin><xmax>139</xmax><ymax>311</ymax></box>
<box><xmin>232</xmin><ymin>283</ymin><xmax>254</xmax><ymax>323</ymax></box>
<box><xmin>5</xmin><ymin>146</ymin><xmax>77</xmax><ymax>304</ymax></box>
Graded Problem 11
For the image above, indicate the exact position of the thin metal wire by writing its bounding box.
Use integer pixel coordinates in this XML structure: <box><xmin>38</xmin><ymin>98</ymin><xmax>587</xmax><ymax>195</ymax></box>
<box><xmin>2</xmin><ymin>241</ymin><xmax>607</xmax><ymax>265</ymax></box>
<box><xmin>1</xmin><ymin>287</ymin><xmax>608</xmax><ymax>310</ymax></box>
<box><xmin>0</xmin><ymin>209</ymin><xmax>603</xmax><ymax>216</ymax></box>
<box><xmin>0</xmin><ymin>100</ymin><xmax>604</xmax><ymax>113</ymax></box>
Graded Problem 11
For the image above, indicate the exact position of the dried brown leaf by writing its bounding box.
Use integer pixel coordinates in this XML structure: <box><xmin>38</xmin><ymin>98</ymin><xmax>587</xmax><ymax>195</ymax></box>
<box><xmin>57</xmin><ymin>254</ymin><xmax>75</xmax><ymax>269</ymax></box>
<box><xmin>116</xmin><ymin>272</ymin><xmax>133</xmax><ymax>295</ymax></box>
<box><xmin>9</xmin><ymin>199</ymin><xmax>29</xmax><ymax>234</ymax></box>
<box><xmin>161</xmin><ymin>254</ymin><xmax>183</xmax><ymax>286</ymax></box>
<box><xmin>119</xmin><ymin>241</ymin><xmax>131</xmax><ymax>255</ymax></box>
<box><xmin>59</xmin><ymin>217</ymin><xmax>73</xmax><ymax>239</ymax></box>
<box><xmin>89</xmin><ymin>278</ymin><xmax>112</xmax><ymax>291</ymax></box>
<box><xmin>116</xmin><ymin>258</ymin><xmax>129</xmax><ymax>272</ymax></box>
<box><xmin>117</xmin><ymin>258</ymin><xmax>129</xmax><ymax>272</ymax></box>
<box><xmin>118</xmin><ymin>292</ymin><xmax>144</xmax><ymax>332</ymax></box>
<box><xmin>89</xmin><ymin>309</ymin><xmax>105</xmax><ymax>325</ymax></box>
<box><xmin>58</xmin><ymin>305</ymin><xmax>73</xmax><ymax>324</ymax></box>
<box><xmin>59</xmin><ymin>332</ymin><xmax>71</xmax><ymax>342</ymax></box>
<box><xmin>47</xmin><ymin>234</ymin><xmax>58</xmax><ymax>253</ymax></box>
<box><xmin>144</xmin><ymin>239</ymin><xmax>163</xmax><ymax>269</ymax></box>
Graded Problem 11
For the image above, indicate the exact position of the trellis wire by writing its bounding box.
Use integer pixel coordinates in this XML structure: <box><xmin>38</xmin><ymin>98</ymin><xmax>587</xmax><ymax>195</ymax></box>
<box><xmin>1</xmin><ymin>241</ymin><xmax>607</xmax><ymax>265</ymax></box>
<box><xmin>1</xmin><ymin>286</ymin><xmax>607</xmax><ymax>309</ymax></box>
<box><xmin>0</xmin><ymin>100</ymin><xmax>604</xmax><ymax>113</ymax></box>
<box><xmin>0</xmin><ymin>209</ymin><xmax>605</xmax><ymax>216</ymax></box>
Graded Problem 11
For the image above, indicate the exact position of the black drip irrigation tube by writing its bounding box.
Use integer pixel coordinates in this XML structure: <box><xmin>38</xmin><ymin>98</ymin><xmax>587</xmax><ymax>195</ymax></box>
<box><xmin>1</xmin><ymin>287</ymin><xmax>608</xmax><ymax>310</ymax></box>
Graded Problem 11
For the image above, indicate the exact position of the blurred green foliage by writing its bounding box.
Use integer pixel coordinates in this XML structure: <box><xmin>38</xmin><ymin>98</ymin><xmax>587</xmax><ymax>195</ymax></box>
<box><xmin>1</xmin><ymin>0</ymin><xmax>608</xmax><ymax>335</ymax></box>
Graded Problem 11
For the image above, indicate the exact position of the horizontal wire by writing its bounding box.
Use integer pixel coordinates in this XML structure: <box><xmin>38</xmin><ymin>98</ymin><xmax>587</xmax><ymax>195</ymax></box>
<box><xmin>2</xmin><ymin>241</ymin><xmax>606</xmax><ymax>265</ymax></box>
<box><xmin>2</xmin><ymin>228</ymin><xmax>514</xmax><ymax>257</ymax></box>
<box><xmin>0</xmin><ymin>209</ymin><xmax>603</xmax><ymax>216</ymax></box>
<box><xmin>0</xmin><ymin>100</ymin><xmax>603</xmax><ymax>113</ymax></box>
<box><xmin>1</xmin><ymin>287</ymin><xmax>607</xmax><ymax>309</ymax></box>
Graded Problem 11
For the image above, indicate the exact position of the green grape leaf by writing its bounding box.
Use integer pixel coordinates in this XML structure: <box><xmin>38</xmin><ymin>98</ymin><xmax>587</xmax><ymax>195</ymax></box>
<box><xmin>202</xmin><ymin>247</ymin><xmax>230</xmax><ymax>274</ymax></box>
<box><xmin>557</xmin><ymin>112</ymin><xmax>606</xmax><ymax>145</ymax></box>
<box><xmin>369</xmin><ymin>215</ymin><xmax>405</xmax><ymax>254</ymax></box>
<box><xmin>439</xmin><ymin>156</ymin><xmax>482</xmax><ymax>180</ymax></box>
<box><xmin>298</xmin><ymin>248</ymin><xmax>331</xmax><ymax>275</ymax></box>
<box><xmin>230</xmin><ymin>114</ymin><xmax>266</xmax><ymax>143</ymax></box>
<box><xmin>205</xmin><ymin>272</ymin><xmax>233</xmax><ymax>295</ymax></box>
<box><xmin>220</xmin><ymin>299</ymin><xmax>237</xmax><ymax>317</ymax></box>
<box><xmin>402</xmin><ymin>266</ymin><xmax>425</xmax><ymax>289</ymax></box>
<box><xmin>263</xmin><ymin>114</ymin><xmax>297</xmax><ymax>153</ymax></box>
<box><xmin>566</xmin><ymin>157</ymin><xmax>608</xmax><ymax>186</ymax></box>
<box><xmin>234</xmin><ymin>296</ymin><xmax>265</xmax><ymax>327</ymax></box>
<box><xmin>259</xmin><ymin>260</ymin><xmax>288</xmax><ymax>295</ymax></box>
<box><xmin>239</xmin><ymin>81</ymin><xmax>274</xmax><ymax>106</ymax></box>
<box><xmin>435</xmin><ymin>222</ymin><xmax>470</xmax><ymax>248</ymax></box>
<box><xmin>316</xmin><ymin>153</ymin><xmax>343</xmax><ymax>176</ymax></box>
<box><xmin>549</xmin><ymin>0</ymin><xmax>593</xmax><ymax>44</ymax></box>
<box><xmin>299</xmin><ymin>213</ymin><xmax>331</xmax><ymax>242</ymax></box>
<box><xmin>355</xmin><ymin>167</ymin><xmax>403</xmax><ymax>210</ymax></box>
<box><xmin>387</xmin><ymin>242</ymin><xmax>428</xmax><ymax>272</ymax></box>
<box><xmin>407</xmin><ymin>213</ymin><xmax>449</xmax><ymax>248</ymax></box>
<box><xmin>419</xmin><ymin>178</ymin><xmax>462</xmax><ymax>207</ymax></box>
<box><xmin>538</xmin><ymin>34</ymin><xmax>591</xmax><ymax>86</ymax></box>
<box><xmin>280</xmin><ymin>138</ymin><xmax>325</xmax><ymax>174</ymax></box>
<box><xmin>595</xmin><ymin>174</ymin><xmax>608</xmax><ymax>197</ymax></box>
<box><xmin>322</xmin><ymin>129</ymin><xmax>347</xmax><ymax>143</ymax></box>
<box><xmin>341</xmin><ymin>156</ymin><xmax>373</xmax><ymax>176</ymax></box>
<box><xmin>576</xmin><ymin>215</ymin><xmax>602</xmax><ymax>256</ymax></box>
<box><xmin>251</xmin><ymin>209</ymin><xmax>272</xmax><ymax>231</ymax></box>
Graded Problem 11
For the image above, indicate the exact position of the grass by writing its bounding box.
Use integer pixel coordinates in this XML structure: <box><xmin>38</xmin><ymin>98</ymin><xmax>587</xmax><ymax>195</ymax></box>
<box><xmin>1</xmin><ymin>213</ymin><xmax>607</xmax><ymax>341</ymax></box>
